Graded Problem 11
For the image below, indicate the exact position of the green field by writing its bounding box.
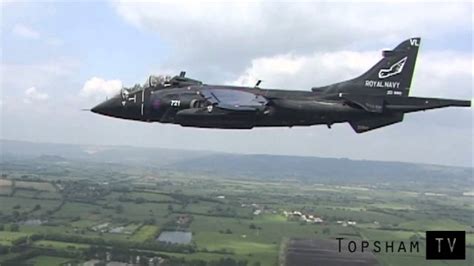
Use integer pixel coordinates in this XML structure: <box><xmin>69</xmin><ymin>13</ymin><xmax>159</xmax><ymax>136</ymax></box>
<box><xmin>13</xmin><ymin>189</ymin><xmax>39</xmax><ymax>198</ymax></box>
<box><xmin>129</xmin><ymin>225</ymin><xmax>160</xmax><ymax>242</ymax></box>
<box><xmin>1</xmin><ymin>155</ymin><xmax>472</xmax><ymax>266</ymax></box>
<box><xmin>360</xmin><ymin>228</ymin><xmax>417</xmax><ymax>242</ymax></box>
<box><xmin>0</xmin><ymin>197</ymin><xmax>60</xmax><ymax>214</ymax></box>
<box><xmin>0</xmin><ymin>231</ymin><xmax>31</xmax><ymax>246</ymax></box>
<box><xmin>130</xmin><ymin>191</ymin><xmax>176</xmax><ymax>202</ymax></box>
<box><xmin>397</xmin><ymin>219</ymin><xmax>469</xmax><ymax>231</ymax></box>
<box><xmin>26</xmin><ymin>255</ymin><xmax>75</xmax><ymax>266</ymax></box>
<box><xmin>121</xmin><ymin>222</ymin><xmax>142</xmax><ymax>234</ymax></box>
<box><xmin>15</xmin><ymin>181</ymin><xmax>56</xmax><ymax>191</ymax></box>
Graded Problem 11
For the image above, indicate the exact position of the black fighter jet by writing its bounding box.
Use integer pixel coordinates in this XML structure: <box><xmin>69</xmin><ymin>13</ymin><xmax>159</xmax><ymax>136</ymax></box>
<box><xmin>91</xmin><ymin>38</ymin><xmax>471</xmax><ymax>133</ymax></box>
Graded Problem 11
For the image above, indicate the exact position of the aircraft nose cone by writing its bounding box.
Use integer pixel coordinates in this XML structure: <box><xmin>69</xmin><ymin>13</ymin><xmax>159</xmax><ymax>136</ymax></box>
<box><xmin>91</xmin><ymin>97</ymin><xmax>122</xmax><ymax>117</ymax></box>
<box><xmin>91</xmin><ymin>105</ymin><xmax>99</xmax><ymax>114</ymax></box>
<box><xmin>91</xmin><ymin>101</ymin><xmax>108</xmax><ymax>115</ymax></box>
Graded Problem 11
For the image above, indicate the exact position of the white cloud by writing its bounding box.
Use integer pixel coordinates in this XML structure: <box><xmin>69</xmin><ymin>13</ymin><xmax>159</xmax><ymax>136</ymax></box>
<box><xmin>230</xmin><ymin>51</ymin><xmax>379</xmax><ymax>88</ymax></box>
<box><xmin>1</xmin><ymin>59</ymin><xmax>80</xmax><ymax>94</ymax></box>
<box><xmin>113</xmin><ymin>1</ymin><xmax>471</xmax><ymax>79</ymax></box>
<box><xmin>23</xmin><ymin>87</ymin><xmax>49</xmax><ymax>103</ymax></box>
<box><xmin>46</xmin><ymin>37</ymin><xmax>63</xmax><ymax>46</ymax></box>
<box><xmin>230</xmin><ymin>50</ymin><xmax>473</xmax><ymax>99</ymax></box>
<box><xmin>10</xmin><ymin>23</ymin><xmax>62</xmax><ymax>46</ymax></box>
<box><xmin>80</xmin><ymin>77</ymin><xmax>123</xmax><ymax>100</ymax></box>
<box><xmin>12</xmin><ymin>24</ymin><xmax>40</xmax><ymax>39</ymax></box>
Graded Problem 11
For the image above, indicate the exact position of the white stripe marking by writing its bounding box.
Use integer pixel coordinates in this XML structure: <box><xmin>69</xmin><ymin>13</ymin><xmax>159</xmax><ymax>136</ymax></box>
<box><xmin>141</xmin><ymin>89</ymin><xmax>145</xmax><ymax>116</ymax></box>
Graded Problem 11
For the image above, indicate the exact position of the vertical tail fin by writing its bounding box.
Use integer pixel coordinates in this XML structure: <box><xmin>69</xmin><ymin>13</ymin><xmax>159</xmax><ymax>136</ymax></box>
<box><xmin>313</xmin><ymin>38</ymin><xmax>420</xmax><ymax>97</ymax></box>
<box><xmin>357</xmin><ymin>37</ymin><xmax>420</xmax><ymax>96</ymax></box>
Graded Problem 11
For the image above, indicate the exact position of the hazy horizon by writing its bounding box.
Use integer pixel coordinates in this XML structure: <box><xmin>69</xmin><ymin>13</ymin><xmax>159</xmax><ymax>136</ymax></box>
<box><xmin>1</xmin><ymin>138</ymin><xmax>472</xmax><ymax>169</ymax></box>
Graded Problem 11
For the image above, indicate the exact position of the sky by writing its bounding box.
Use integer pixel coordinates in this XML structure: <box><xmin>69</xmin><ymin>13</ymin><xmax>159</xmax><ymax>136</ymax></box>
<box><xmin>0</xmin><ymin>1</ymin><xmax>472</xmax><ymax>167</ymax></box>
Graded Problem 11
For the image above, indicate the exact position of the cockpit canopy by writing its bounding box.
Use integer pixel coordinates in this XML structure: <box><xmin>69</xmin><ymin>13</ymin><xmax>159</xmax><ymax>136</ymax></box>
<box><xmin>122</xmin><ymin>72</ymin><xmax>203</xmax><ymax>98</ymax></box>
<box><xmin>143</xmin><ymin>75</ymin><xmax>172</xmax><ymax>88</ymax></box>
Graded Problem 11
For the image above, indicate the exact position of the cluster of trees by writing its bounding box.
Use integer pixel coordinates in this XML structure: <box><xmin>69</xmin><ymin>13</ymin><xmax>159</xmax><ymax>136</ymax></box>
<box><xmin>0</xmin><ymin>249</ymin><xmax>40</xmax><ymax>264</ymax></box>
<box><xmin>0</xmin><ymin>244</ymin><xmax>9</xmax><ymax>254</ymax></box>
<box><xmin>110</xmin><ymin>186</ymin><xmax>132</xmax><ymax>193</ymax></box>
<box><xmin>84</xmin><ymin>246</ymin><xmax>253</xmax><ymax>266</ymax></box>
<box><xmin>200</xmin><ymin>248</ymin><xmax>234</xmax><ymax>255</ymax></box>
<box><xmin>0</xmin><ymin>233</ymin><xmax>42</xmax><ymax>255</ymax></box>
<box><xmin>0</xmin><ymin>223</ymin><xmax>20</xmax><ymax>232</ymax></box>
<box><xmin>117</xmin><ymin>194</ymin><xmax>174</xmax><ymax>205</ymax></box>
<box><xmin>248</xmin><ymin>224</ymin><xmax>262</xmax><ymax>230</ymax></box>
<box><xmin>84</xmin><ymin>245</ymin><xmax>147</xmax><ymax>264</ymax></box>
<box><xmin>207</xmin><ymin>205</ymin><xmax>238</xmax><ymax>217</ymax></box>
<box><xmin>0</xmin><ymin>203</ymin><xmax>45</xmax><ymax>223</ymax></box>
<box><xmin>1</xmin><ymin>246</ymin><xmax>82</xmax><ymax>265</ymax></box>
<box><xmin>218</xmin><ymin>229</ymin><xmax>233</xmax><ymax>234</ymax></box>
<box><xmin>42</xmin><ymin>233</ymin><xmax>196</xmax><ymax>254</ymax></box>
<box><xmin>61</xmin><ymin>181</ymin><xmax>110</xmax><ymax>202</ymax></box>
<box><xmin>176</xmin><ymin>209</ymin><xmax>249</xmax><ymax>220</ymax></box>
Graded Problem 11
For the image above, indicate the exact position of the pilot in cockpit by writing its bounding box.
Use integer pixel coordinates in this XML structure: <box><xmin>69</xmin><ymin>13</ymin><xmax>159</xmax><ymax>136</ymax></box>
<box><xmin>144</xmin><ymin>75</ymin><xmax>172</xmax><ymax>89</ymax></box>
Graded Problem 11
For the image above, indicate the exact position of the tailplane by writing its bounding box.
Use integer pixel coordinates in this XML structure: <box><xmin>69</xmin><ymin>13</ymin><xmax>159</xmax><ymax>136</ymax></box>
<box><xmin>347</xmin><ymin>96</ymin><xmax>470</xmax><ymax>133</ymax></box>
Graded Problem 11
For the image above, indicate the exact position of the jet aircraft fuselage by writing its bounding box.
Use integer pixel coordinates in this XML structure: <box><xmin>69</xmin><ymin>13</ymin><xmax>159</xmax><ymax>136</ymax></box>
<box><xmin>91</xmin><ymin>38</ymin><xmax>471</xmax><ymax>133</ymax></box>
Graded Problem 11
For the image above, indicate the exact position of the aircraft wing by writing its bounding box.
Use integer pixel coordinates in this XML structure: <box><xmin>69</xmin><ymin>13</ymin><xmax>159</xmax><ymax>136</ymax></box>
<box><xmin>199</xmin><ymin>88</ymin><xmax>268</xmax><ymax>112</ymax></box>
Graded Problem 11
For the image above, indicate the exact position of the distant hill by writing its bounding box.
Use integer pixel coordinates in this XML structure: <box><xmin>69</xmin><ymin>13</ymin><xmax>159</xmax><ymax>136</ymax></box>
<box><xmin>166</xmin><ymin>153</ymin><xmax>471</xmax><ymax>184</ymax></box>
<box><xmin>1</xmin><ymin>139</ymin><xmax>471</xmax><ymax>185</ymax></box>
<box><xmin>0</xmin><ymin>139</ymin><xmax>211</xmax><ymax>166</ymax></box>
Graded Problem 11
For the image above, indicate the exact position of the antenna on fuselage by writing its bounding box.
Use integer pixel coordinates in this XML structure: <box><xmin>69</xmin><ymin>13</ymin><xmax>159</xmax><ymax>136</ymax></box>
<box><xmin>254</xmin><ymin>80</ymin><xmax>262</xmax><ymax>88</ymax></box>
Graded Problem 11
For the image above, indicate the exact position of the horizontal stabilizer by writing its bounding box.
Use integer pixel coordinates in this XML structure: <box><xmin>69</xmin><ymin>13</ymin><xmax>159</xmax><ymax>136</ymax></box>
<box><xmin>341</xmin><ymin>93</ymin><xmax>471</xmax><ymax>114</ymax></box>
<box><xmin>384</xmin><ymin>96</ymin><xmax>471</xmax><ymax>113</ymax></box>
<box><xmin>349</xmin><ymin>113</ymin><xmax>404</xmax><ymax>133</ymax></box>
<box><xmin>340</xmin><ymin>94</ymin><xmax>384</xmax><ymax>113</ymax></box>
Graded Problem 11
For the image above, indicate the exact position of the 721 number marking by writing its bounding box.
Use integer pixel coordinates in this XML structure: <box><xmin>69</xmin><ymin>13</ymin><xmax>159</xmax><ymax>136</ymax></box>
<box><xmin>170</xmin><ymin>100</ymin><xmax>181</xmax><ymax>107</ymax></box>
